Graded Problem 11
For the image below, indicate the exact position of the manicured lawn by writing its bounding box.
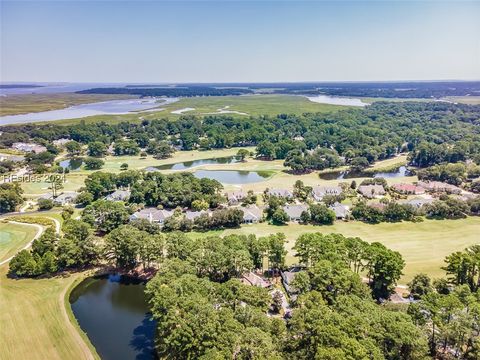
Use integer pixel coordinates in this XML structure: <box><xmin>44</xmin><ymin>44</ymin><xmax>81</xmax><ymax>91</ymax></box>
<box><xmin>0</xmin><ymin>265</ymin><xmax>96</xmax><ymax>360</ymax></box>
<box><xmin>0</xmin><ymin>222</ymin><xmax>39</xmax><ymax>263</ymax></box>
<box><xmin>219</xmin><ymin>217</ymin><xmax>480</xmax><ymax>283</ymax></box>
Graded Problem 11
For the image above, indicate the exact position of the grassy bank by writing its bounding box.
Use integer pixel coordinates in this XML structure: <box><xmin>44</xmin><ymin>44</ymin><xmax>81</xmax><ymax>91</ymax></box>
<box><xmin>0</xmin><ymin>264</ymin><xmax>96</xmax><ymax>360</ymax></box>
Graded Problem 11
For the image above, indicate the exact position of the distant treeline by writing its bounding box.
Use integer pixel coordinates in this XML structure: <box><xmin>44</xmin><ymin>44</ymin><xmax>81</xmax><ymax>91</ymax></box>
<box><xmin>272</xmin><ymin>81</ymin><xmax>480</xmax><ymax>98</ymax></box>
<box><xmin>0</xmin><ymin>84</ymin><xmax>44</xmax><ymax>89</ymax></box>
<box><xmin>77</xmin><ymin>86</ymin><xmax>253</xmax><ymax>97</ymax></box>
<box><xmin>77</xmin><ymin>81</ymin><xmax>480</xmax><ymax>99</ymax></box>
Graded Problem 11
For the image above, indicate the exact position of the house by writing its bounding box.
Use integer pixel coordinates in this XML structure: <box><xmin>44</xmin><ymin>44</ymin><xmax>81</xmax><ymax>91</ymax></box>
<box><xmin>241</xmin><ymin>271</ymin><xmax>272</xmax><ymax>288</ymax></box>
<box><xmin>417</xmin><ymin>181</ymin><xmax>462</xmax><ymax>194</ymax></box>
<box><xmin>392</xmin><ymin>183</ymin><xmax>425</xmax><ymax>195</ymax></box>
<box><xmin>283</xmin><ymin>204</ymin><xmax>309</xmax><ymax>222</ymax></box>
<box><xmin>11</xmin><ymin>142</ymin><xmax>47</xmax><ymax>154</ymax></box>
<box><xmin>281</xmin><ymin>267</ymin><xmax>304</xmax><ymax>298</ymax></box>
<box><xmin>399</xmin><ymin>198</ymin><xmax>435</xmax><ymax>209</ymax></box>
<box><xmin>53</xmin><ymin>138</ymin><xmax>71</xmax><ymax>147</ymax></box>
<box><xmin>358</xmin><ymin>184</ymin><xmax>386</xmax><ymax>198</ymax></box>
<box><xmin>185</xmin><ymin>210</ymin><xmax>210</xmax><ymax>221</ymax></box>
<box><xmin>225</xmin><ymin>190</ymin><xmax>246</xmax><ymax>205</ymax></box>
<box><xmin>267</xmin><ymin>188</ymin><xmax>293</xmax><ymax>199</ymax></box>
<box><xmin>130</xmin><ymin>208</ymin><xmax>174</xmax><ymax>225</ymax></box>
<box><xmin>312</xmin><ymin>185</ymin><xmax>343</xmax><ymax>201</ymax></box>
<box><xmin>104</xmin><ymin>189</ymin><xmax>131</xmax><ymax>202</ymax></box>
<box><xmin>329</xmin><ymin>202</ymin><xmax>349</xmax><ymax>220</ymax></box>
<box><xmin>39</xmin><ymin>191</ymin><xmax>79</xmax><ymax>206</ymax></box>
<box><xmin>239</xmin><ymin>205</ymin><xmax>263</xmax><ymax>224</ymax></box>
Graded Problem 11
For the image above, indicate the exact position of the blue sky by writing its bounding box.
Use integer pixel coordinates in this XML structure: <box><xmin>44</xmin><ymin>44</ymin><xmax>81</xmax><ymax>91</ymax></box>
<box><xmin>1</xmin><ymin>0</ymin><xmax>479</xmax><ymax>82</ymax></box>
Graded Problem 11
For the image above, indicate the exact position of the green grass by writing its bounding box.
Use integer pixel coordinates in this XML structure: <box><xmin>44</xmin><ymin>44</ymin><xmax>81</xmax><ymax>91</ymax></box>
<box><xmin>217</xmin><ymin>217</ymin><xmax>480</xmax><ymax>283</ymax></box>
<box><xmin>0</xmin><ymin>264</ymin><xmax>97</xmax><ymax>360</ymax></box>
<box><xmin>0</xmin><ymin>93</ymin><xmax>135</xmax><ymax>116</ymax></box>
<box><xmin>0</xmin><ymin>222</ymin><xmax>39</xmax><ymax>263</ymax></box>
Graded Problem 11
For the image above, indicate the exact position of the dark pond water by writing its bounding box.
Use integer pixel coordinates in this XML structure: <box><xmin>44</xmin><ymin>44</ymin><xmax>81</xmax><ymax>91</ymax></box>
<box><xmin>319</xmin><ymin>166</ymin><xmax>412</xmax><ymax>180</ymax></box>
<box><xmin>59</xmin><ymin>158</ymin><xmax>84</xmax><ymax>171</ymax></box>
<box><xmin>193</xmin><ymin>169</ymin><xmax>271</xmax><ymax>184</ymax></box>
<box><xmin>156</xmin><ymin>156</ymin><xmax>240</xmax><ymax>170</ymax></box>
<box><xmin>69</xmin><ymin>274</ymin><xmax>157</xmax><ymax>360</ymax></box>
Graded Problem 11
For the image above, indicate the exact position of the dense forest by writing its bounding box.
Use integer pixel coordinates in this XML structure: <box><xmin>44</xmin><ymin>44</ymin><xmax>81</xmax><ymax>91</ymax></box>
<box><xmin>74</xmin><ymin>81</ymin><xmax>480</xmax><ymax>98</ymax></box>
<box><xmin>1</xmin><ymin>102</ymin><xmax>479</xmax><ymax>173</ymax></box>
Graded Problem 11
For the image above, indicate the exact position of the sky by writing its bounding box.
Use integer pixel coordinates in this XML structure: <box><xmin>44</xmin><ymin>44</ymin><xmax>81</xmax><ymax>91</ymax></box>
<box><xmin>1</xmin><ymin>0</ymin><xmax>479</xmax><ymax>83</ymax></box>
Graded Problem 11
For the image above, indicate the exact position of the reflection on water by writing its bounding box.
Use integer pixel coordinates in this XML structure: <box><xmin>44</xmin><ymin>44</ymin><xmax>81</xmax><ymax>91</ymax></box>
<box><xmin>194</xmin><ymin>169</ymin><xmax>271</xmax><ymax>184</ymax></box>
<box><xmin>319</xmin><ymin>166</ymin><xmax>412</xmax><ymax>180</ymax></box>
<box><xmin>156</xmin><ymin>156</ymin><xmax>240</xmax><ymax>170</ymax></box>
<box><xmin>69</xmin><ymin>274</ymin><xmax>157</xmax><ymax>360</ymax></box>
<box><xmin>59</xmin><ymin>158</ymin><xmax>83</xmax><ymax>171</ymax></box>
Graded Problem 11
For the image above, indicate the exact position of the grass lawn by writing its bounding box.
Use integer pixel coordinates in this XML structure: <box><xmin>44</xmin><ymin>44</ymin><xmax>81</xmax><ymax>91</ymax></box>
<box><xmin>0</xmin><ymin>264</ymin><xmax>97</xmax><ymax>360</ymax></box>
<box><xmin>219</xmin><ymin>217</ymin><xmax>480</xmax><ymax>283</ymax></box>
<box><xmin>0</xmin><ymin>222</ymin><xmax>39</xmax><ymax>263</ymax></box>
<box><xmin>0</xmin><ymin>93</ymin><xmax>135</xmax><ymax>116</ymax></box>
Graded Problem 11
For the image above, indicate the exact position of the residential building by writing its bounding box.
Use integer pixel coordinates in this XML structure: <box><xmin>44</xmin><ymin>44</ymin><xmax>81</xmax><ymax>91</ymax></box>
<box><xmin>39</xmin><ymin>191</ymin><xmax>79</xmax><ymax>206</ymax></box>
<box><xmin>241</xmin><ymin>271</ymin><xmax>272</xmax><ymax>288</ymax></box>
<box><xmin>312</xmin><ymin>185</ymin><xmax>343</xmax><ymax>201</ymax></box>
<box><xmin>53</xmin><ymin>138</ymin><xmax>71</xmax><ymax>147</ymax></box>
<box><xmin>358</xmin><ymin>184</ymin><xmax>386</xmax><ymax>198</ymax></box>
<box><xmin>267</xmin><ymin>188</ymin><xmax>293</xmax><ymax>199</ymax></box>
<box><xmin>329</xmin><ymin>202</ymin><xmax>349</xmax><ymax>219</ymax></box>
<box><xmin>225</xmin><ymin>190</ymin><xmax>246</xmax><ymax>205</ymax></box>
<box><xmin>11</xmin><ymin>142</ymin><xmax>47</xmax><ymax>154</ymax></box>
<box><xmin>239</xmin><ymin>205</ymin><xmax>263</xmax><ymax>224</ymax></box>
<box><xmin>281</xmin><ymin>267</ymin><xmax>304</xmax><ymax>298</ymax></box>
<box><xmin>283</xmin><ymin>204</ymin><xmax>309</xmax><ymax>222</ymax></box>
<box><xmin>399</xmin><ymin>198</ymin><xmax>435</xmax><ymax>209</ymax></box>
<box><xmin>104</xmin><ymin>189</ymin><xmax>131</xmax><ymax>202</ymax></box>
<box><xmin>130</xmin><ymin>208</ymin><xmax>174</xmax><ymax>225</ymax></box>
<box><xmin>417</xmin><ymin>181</ymin><xmax>462</xmax><ymax>194</ymax></box>
<box><xmin>392</xmin><ymin>183</ymin><xmax>425</xmax><ymax>195</ymax></box>
<box><xmin>185</xmin><ymin>210</ymin><xmax>210</xmax><ymax>221</ymax></box>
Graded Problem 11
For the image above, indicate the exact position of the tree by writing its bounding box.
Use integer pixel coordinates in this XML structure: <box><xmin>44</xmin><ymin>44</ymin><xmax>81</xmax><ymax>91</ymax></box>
<box><xmin>84</xmin><ymin>157</ymin><xmax>105</xmax><ymax>170</ymax></box>
<box><xmin>38</xmin><ymin>198</ymin><xmax>54</xmax><ymax>210</ymax></box>
<box><xmin>309</xmin><ymin>204</ymin><xmax>336</xmax><ymax>225</ymax></box>
<box><xmin>289</xmin><ymin>271</ymin><xmax>311</xmax><ymax>294</ymax></box>
<box><xmin>9</xmin><ymin>250</ymin><xmax>39</xmax><ymax>277</ymax></box>
<box><xmin>408</xmin><ymin>273</ymin><xmax>432</xmax><ymax>299</ymax></box>
<box><xmin>366</xmin><ymin>242</ymin><xmax>405</xmax><ymax>300</ymax></box>
<box><xmin>266</xmin><ymin>233</ymin><xmax>287</xmax><ymax>271</ymax></box>
<box><xmin>191</xmin><ymin>199</ymin><xmax>209</xmax><ymax>211</ymax></box>
<box><xmin>65</xmin><ymin>140</ymin><xmax>82</xmax><ymax>156</ymax></box>
<box><xmin>256</xmin><ymin>140</ymin><xmax>276</xmax><ymax>160</ymax></box>
<box><xmin>46</xmin><ymin>175</ymin><xmax>64</xmax><ymax>198</ymax></box>
<box><xmin>271</xmin><ymin>208</ymin><xmax>289</xmax><ymax>225</ymax></box>
<box><xmin>120</xmin><ymin>163</ymin><xmax>128</xmax><ymax>171</ymax></box>
<box><xmin>75</xmin><ymin>191</ymin><xmax>94</xmax><ymax>206</ymax></box>
<box><xmin>0</xmin><ymin>183</ymin><xmax>24</xmax><ymax>213</ymax></box>
<box><xmin>87</xmin><ymin>141</ymin><xmax>107</xmax><ymax>157</ymax></box>
<box><xmin>236</xmin><ymin>148</ymin><xmax>249</xmax><ymax>161</ymax></box>
<box><xmin>271</xmin><ymin>291</ymin><xmax>283</xmax><ymax>313</ymax></box>
<box><xmin>81</xmin><ymin>200</ymin><xmax>129</xmax><ymax>233</ymax></box>
<box><xmin>105</xmin><ymin>225</ymin><xmax>145</xmax><ymax>268</ymax></box>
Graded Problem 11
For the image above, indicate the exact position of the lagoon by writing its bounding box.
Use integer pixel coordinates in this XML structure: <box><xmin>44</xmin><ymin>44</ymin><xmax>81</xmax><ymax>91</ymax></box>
<box><xmin>69</xmin><ymin>274</ymin><xmax>156</xmax><ymax>360</ymax></box>
<box><xmin>306</xmin><ymin>95</ymin><xmax>368</xmax><ymax>107</ymax></box>
<box><xmin>193</xmin><ymin>169</ymin><xmax>271</xmax><ymax>184</ymax></box>
<box><xmin>0</xmin><ymin>98</ymin><xmax>177</xmax><ymax>125</ymax></box>
<box><xmin>156</xmin><ymin>156</ymin><xmax>241</xmax><ymax>170</ymax></box>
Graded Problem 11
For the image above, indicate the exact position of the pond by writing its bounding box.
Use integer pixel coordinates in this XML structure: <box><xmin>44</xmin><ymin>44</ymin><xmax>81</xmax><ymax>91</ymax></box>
<box><xmin>0</xmin><ymin>97</ymin><xmax>177</xmax><ymax>125</ymax></box>
<box><xmin>59</xmin><ymin>158</ymin><xmax>84</xmax><ymax>171</ymax></box>
<box><xmin>156</xmin><ymin>156</ymin><xmax>240</xmax><ymax>170</ymax></box>
<box><xmin>193</xmin><ymin>169</ymin><xmax>271</xmax><ymax>184</ymax></box>
<box><xmin>319</xmin><ymin>166</ymin><xmax>412</xmax><ymax>180</ymax></box>
<box><xmin>69</xmin><ymin>274</ymin><xmax>156</xmax><ymax>360</ymax></box>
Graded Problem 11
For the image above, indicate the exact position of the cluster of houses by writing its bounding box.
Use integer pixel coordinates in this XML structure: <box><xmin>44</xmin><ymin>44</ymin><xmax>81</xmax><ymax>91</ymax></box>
<box><xmin>11</xmin><ymin>142</ymin><xmax>47</xmax><ymax>154</ymax></box>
